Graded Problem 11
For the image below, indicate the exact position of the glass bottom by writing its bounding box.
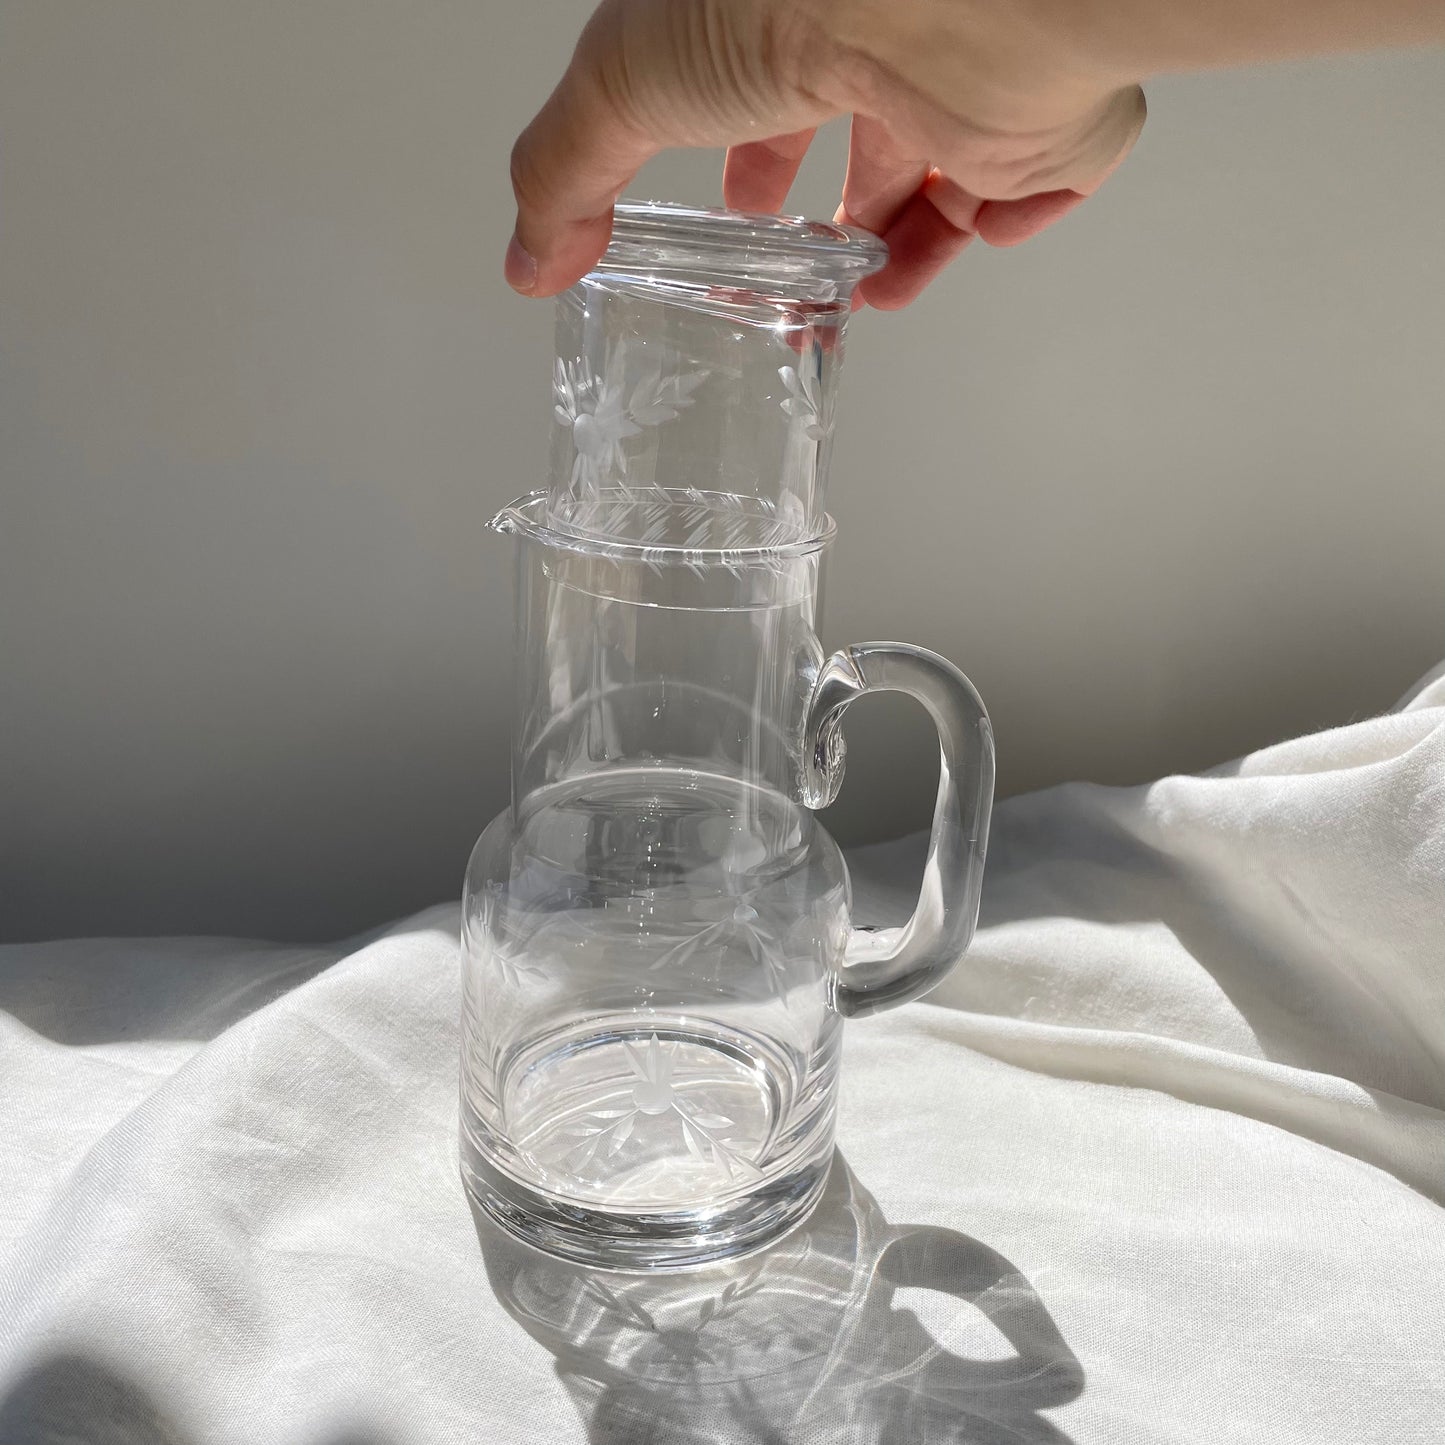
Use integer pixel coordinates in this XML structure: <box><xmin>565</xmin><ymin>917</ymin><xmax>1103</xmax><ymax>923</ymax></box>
<box><xmin>462</xmin><ymin>1142</ymin><xmax>830</xmax><ymax>1271</ymax></box>
<box><xmin>460</xmin><ymin>1014</ymin><xmax>835</xmax><ymax>1270</ymax></box>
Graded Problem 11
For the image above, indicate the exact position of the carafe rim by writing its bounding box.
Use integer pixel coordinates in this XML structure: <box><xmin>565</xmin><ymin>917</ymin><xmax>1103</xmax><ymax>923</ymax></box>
<box><xmin>490</xmin><ymin>489</ymin><xmax>837</xmax><ymax>566</ymax></box>
<box><xmin>599</xmin><ymin>200</ymin><xmax>888</xmax><ymax>290</ymax></box>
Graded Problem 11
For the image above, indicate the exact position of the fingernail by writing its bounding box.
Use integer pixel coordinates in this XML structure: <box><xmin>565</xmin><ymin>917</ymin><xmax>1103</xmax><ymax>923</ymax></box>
<box><xmin>505</xmin><ymin>231</ymin><xmax>537</xmax><ymax>295</ymax></box>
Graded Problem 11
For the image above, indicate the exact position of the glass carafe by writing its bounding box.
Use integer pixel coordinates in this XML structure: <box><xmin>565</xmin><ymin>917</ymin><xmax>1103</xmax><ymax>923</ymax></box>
<box><xmin>461</xmin><ymin>203</ymin><xmax>995</xmax><ymax>1269</ymax></box>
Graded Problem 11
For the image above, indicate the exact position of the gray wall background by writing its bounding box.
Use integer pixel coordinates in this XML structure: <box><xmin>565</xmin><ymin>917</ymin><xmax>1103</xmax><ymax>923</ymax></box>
<box><xmin>3</xmin><ymin>2</ymin><xmax>1443</xmax><ymax>942</ymax></box>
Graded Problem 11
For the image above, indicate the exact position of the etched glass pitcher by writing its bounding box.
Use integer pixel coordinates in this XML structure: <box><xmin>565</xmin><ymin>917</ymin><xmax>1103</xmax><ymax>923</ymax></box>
<box><xmin>461</xmin><ymin>203</ymin><xmax>994</xmax><ymax>1269</ymax></box>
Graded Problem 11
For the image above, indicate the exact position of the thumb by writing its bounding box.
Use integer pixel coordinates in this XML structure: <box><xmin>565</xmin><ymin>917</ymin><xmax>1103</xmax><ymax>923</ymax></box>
<box><xmin>506</xmin><ymin>13</ymin><xmax>654</xmax><ymax>296</ymax></box>
<box><xmin>507</xmin><ymin>0</ymin><xmax>831</xmax><ymax>296</ymax></box>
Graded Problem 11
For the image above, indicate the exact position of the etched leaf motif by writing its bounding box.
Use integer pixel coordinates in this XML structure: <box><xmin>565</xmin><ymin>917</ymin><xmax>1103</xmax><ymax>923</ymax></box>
<box><xmin>646</xmin><ymin>905</ymin><xmax>784</xmax><ymax>993</ymax></box>
<box><xmin>627</xmin><ymin>365</ymin><xmax>708</xmax><ymax>425</ymax></box>
<box><xmin>552</xmin><ymin>1031</ymin><xmax>763</xmax><ymax>1184</ymax></box>
<box><xmin>775</xmin><ymin>490</ymin><xmax>808</xmax><ymax>541</ymax></box>
<box><xmin>481</xmin><ymin>879</ymin><xmax>547</xmax><ymax>988</ymax></box>
<box><xmin>676</xmin><ymin>1111</ymin><xmax>764</xmax><ymax>1182</ymax></box>
<box><xmin>492</xmin><ymin>944</ymin><xmax>547</xmax><ymax>988</ymax></box>
<box><xmin>678</xmin><ymin>1113</ymin><xmax>710</xmax><ymax>1164</ymax></box>
<box><xmin>712</xmin><ymin>1265</ymin><xmax>768</xmax><ymax>1322</ymax></box>
<box><xmin>553</xmin><ymin>344</ymin><xmax>709</xmax><ymax>496</ymax></box>
<box><xmin>626</xmin><ymin>1033</ymin><xmax>676</xmax><ymax>1114</ymax></box>
<box><xmin>607</xmin><ymin>1112</ymin><xmax>635</xmax><ymax>1155</ymax></box>
<box><xmin>778</xmin><ymin>363</ymin><xmax>832</xmax><ymax>441</ymax></box>
<box><xmin>552</xmin><ymin>357</ymin><xmax>581</xmax><ymax>427</ymax></box>
<box><xmin>588</xmin><ymin>1280</ymin><xmax>658</xmax><ymax>1334</ymax></box>
<box><xmin>647</xmin><ymin>918</ymin><xmax>728</xmax><ymax>973</ymax></box>
<box><xmin>733</xmin><ymin>1266</ymin><xmax>767</xmax><ymax>1299</ymax></box>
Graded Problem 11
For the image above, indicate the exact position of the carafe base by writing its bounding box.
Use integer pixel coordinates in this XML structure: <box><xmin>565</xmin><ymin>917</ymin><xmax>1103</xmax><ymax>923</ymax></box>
<box><xmin>460</xmin><ymin>1008</ymin><xmax>839</xmax><ymax>1269</ymax></box>
<box><xmin>462</xmin><ymin>1143</ymin><xmax>830</xmax><ymax>1271</ymax></box>
<box><xmin>461</xmin><ymin>1015</ymin><xmax>834</xmax><ymax>1277</ymax></box>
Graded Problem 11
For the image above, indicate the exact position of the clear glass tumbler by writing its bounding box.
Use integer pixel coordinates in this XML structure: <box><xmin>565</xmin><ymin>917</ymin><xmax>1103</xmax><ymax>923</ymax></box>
<box><xmin>461</xmin><ymin>203</ymin><xmax>995</xmax><ymax>1269</ymax></box>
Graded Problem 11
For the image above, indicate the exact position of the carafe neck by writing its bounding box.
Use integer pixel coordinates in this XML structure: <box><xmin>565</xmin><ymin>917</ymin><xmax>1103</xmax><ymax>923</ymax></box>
<box><xmin>495</xmin><ymin>495</ymin><xmax>831</xmax><ymax>818</ymax></box>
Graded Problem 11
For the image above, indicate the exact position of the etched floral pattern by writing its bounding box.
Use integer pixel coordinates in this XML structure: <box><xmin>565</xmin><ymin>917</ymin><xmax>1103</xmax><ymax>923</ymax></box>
<box><xmin>554</xmin><ymin>343</ymin><xmax>708</xmax><ymax>497</ymax></box>
<box><xmin>647</xmin><ymin>900</ymin><xmax>784</xmax><ymax>992</ymax></box>
<box><xmin>556</xmin><ymin>1034</ymin><xmax>763</xmax><ymax>1182</ymax></box>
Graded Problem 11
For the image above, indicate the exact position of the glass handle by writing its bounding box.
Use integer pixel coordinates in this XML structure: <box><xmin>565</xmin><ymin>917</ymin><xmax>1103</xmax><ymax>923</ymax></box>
<box><xmin>802</xmin><ymin>643</ymin><xmax>995</xmax><ymax>1018</ymax></box>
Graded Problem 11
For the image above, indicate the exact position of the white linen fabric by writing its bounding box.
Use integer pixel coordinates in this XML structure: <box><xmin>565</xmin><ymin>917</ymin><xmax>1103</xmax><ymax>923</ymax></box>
<box><xmin>3</xmin><ymin>665</ymin><xmax>1443</xmax><ymax>1445</ymax></box>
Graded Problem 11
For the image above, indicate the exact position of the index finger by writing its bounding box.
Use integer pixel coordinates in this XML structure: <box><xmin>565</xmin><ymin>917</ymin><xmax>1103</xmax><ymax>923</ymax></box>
<box><xmin>507</xmin><ymin>59</ymin><xmax>658</xmax><ymax>297</ymax></box>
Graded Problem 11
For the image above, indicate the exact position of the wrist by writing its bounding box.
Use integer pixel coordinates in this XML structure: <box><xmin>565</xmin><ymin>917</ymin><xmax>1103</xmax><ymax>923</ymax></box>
<box><xmin>807</xmin><ymin>0</ymin><xmax>1136</xmax><ymax>130</ymax></box>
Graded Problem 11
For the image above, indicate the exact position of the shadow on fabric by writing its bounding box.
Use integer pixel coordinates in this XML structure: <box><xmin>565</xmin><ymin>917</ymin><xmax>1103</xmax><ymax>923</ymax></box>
<box><xmin>0</xmin><ymin>1354</ymin><xmax>191</xmax><ymax>1445</ymax></box>
<box><xmin>849</xmin><ymin>756</ymin><xmax>1445</xmax><ymax>1204</ymax></box>
<box><xmin>0</xmin><ymin>1352</ymin><xmax>393</xmax><ymax>1445</ymax></box>
<box><xmin>472</xmin><ymin>1156</ymin><xmax>1083</xmax><ymax>1445</ymax></box>
<box><xmin>0</xmin><ymin>939</ymin><xmax>342</xmax><ymax>1045</ymax></box>
<box><xmin>860</xmin><ymin>772</ymin><xmax>1445</xmax><ymax>1117</ymax></box>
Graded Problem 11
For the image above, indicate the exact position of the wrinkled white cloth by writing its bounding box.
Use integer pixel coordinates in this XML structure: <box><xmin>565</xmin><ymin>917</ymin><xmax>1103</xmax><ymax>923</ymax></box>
<box><xmin>3</xmin><ymin>665</ymin><xmax>1443</xmax><ymax>1445</ymax></box>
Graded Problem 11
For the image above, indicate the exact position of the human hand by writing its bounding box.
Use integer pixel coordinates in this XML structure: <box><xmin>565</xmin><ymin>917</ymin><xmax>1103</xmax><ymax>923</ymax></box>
<box><xmin>505</xmin><ymin>0</ymin><xmax>1146</xmax><ymax>307</ymax></box>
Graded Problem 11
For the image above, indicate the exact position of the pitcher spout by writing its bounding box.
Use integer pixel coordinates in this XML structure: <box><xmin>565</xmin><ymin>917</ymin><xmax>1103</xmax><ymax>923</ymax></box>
<box><xmin>488</xmin><ymin>498</ymin><xmax>536</xmax><ymax>537</ymax></box>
